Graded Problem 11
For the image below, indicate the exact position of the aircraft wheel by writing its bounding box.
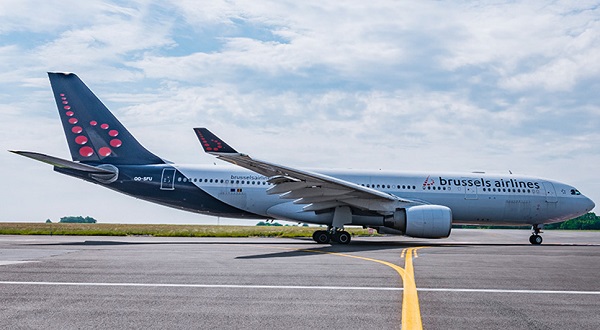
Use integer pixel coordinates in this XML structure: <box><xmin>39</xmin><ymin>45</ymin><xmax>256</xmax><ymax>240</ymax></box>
<box><xmin>312</xmin><ymin>230</ymin><xmax>320</xmax><ymax>242</ymax></box>
<box><xmin>332</xmin><ymin>231</ymin><xmax>352</xmax><ymax>245</ymax></box>
<box><xmin>529</xmin><ymin>234</ymin><xmax>543</xmax><ymax>245</ymax></box>
<box><xmin>313</xmin><ymin>230</ymin><xmax>330</xmax><ymax>244</ymax></box>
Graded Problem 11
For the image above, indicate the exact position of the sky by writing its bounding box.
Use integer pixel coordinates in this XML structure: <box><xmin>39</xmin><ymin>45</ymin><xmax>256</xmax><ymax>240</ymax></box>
<box><xmin>1</xmin><ymin>0</ymin><xmax>599</xmax><ymax>225</ymax></box>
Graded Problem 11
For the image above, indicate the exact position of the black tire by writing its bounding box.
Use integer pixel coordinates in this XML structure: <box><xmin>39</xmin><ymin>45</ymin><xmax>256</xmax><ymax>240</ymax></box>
<box><xmin>313</xmin><ymin>230</ymin><xmax>330</xmax><ymax>244</ymax></box>
<box><xmin>332</xmin><ymin>231</ymin><xmax>351</xmax><ymax>245</ymax></box>
<box><xmin>312</xmin><ymin>230</ymin><xmax>321</xmax><ymax>242</ymax></box>
<box><xmin>529</xmin><ymin>234</ymin><xmax>542</xmax><ymax>245</ymax></box>
<box><xmin>338</xmin><ymin>231</ymin><xmax>352</xmax><ymax>244</ymax></box>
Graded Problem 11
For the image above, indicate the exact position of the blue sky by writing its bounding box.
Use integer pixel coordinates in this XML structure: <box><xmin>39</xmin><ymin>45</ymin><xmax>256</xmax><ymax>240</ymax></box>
<box><xmin>1</xmin><ymin>1</ymin><xmax>599</xmax><ymax>224</ymax></box>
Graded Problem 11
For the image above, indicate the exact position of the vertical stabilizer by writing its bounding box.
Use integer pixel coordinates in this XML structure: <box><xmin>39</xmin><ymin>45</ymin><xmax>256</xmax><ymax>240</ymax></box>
<box><xmin>48</xmin><ymin>72</ymin><xmax>164</xmax><ymax>165</ymax></box>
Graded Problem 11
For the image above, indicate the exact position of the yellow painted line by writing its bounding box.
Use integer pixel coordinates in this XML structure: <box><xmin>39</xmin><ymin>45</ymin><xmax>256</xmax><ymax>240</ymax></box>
<box><xmin>248</xmin><ymin>244</ymin><xmax>427</xmax><ymax>330</ymax></box>
<box><xmin>400</xmin><ymin>247</ymin><xmax>423</xmax><ymax>330</ymax></box>
<box><xmin>300</xmin><ymin>247</ymin><xmax>425</xmax><ymax>330</ymax></box>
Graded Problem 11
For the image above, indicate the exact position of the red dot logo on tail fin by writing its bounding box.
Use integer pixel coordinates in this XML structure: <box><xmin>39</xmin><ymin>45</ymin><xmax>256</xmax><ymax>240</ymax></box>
<box><xmin>98</xmin><ymin>147</ymin><xmax>112</xmax><ymax>157</ymax></box>
<box><xmin>79</xmin><ymin>146</ymin><xmax>94</xmax><ymax>157</ymax></box>
<box><xmin>75</xmin><ymin>136</ymin><xmax>88</xmax><ymax>145</ymax></box>
<box><xmin>110</xmin><ymin>139</ymin><xmax>122</xmax><ymax>147</ymax></box>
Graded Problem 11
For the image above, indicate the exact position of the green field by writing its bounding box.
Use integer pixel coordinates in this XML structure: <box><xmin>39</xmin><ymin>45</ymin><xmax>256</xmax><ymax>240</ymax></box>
<box><xmin>0</xmin><ymin>223</ymin><xmax>374</xmax><ymax>238</ymax></box>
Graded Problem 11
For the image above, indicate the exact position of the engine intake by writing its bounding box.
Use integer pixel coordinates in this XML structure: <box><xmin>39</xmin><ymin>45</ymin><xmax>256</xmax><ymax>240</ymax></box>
<box><xmin>384</xmin><ymin>205</ymin><xmax>452</xmax><ymax>238</ymax></box>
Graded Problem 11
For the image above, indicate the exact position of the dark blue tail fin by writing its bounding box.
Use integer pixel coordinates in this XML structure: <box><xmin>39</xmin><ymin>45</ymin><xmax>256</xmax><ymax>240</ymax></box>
<box><xmin>48</xmin><ymin>72</ymin><xmax>164</xmax><ymax>165</ymax></box>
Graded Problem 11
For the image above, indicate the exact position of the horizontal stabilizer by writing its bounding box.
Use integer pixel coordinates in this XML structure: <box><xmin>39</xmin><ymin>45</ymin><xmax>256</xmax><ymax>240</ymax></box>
<box><xmin>9</xmin><ymin>150</ymin><xmax>116</xmax><ymax>174</ymax></box>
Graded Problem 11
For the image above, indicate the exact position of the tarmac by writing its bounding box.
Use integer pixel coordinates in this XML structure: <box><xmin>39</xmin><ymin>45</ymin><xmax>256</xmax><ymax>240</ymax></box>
<box><xmin>1</xmin><ymin>229</ymin><xmax>599</xmax><ymax>329</ymax></box>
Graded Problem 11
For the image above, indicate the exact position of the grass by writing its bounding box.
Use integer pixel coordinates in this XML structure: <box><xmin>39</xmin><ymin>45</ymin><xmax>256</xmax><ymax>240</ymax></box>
<box><xmin>0</xmin><ymin>223</ymin><xmax>374</xmax><ymax>238</ymax></box>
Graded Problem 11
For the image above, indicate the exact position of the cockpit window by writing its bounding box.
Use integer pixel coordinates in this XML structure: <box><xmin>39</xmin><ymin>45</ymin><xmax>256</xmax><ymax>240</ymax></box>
<box><xmin>571</xmin><ymin>189</ymin><xmax>581</xmax><ymax>195</ymax></box>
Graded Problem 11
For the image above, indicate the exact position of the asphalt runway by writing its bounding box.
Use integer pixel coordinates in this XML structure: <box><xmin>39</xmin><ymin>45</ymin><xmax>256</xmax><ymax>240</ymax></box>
<box><xmin>1</xmin><ymin>229</ymin><xmax>599</xmax><ymax>329</ymax></box>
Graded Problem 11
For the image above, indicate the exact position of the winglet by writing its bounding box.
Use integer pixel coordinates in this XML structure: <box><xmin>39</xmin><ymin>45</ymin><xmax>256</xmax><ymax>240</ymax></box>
<box><xmin>194</xmin><ymin>128</ymin><xmax>238</xmax><ymax>154</ymax></box>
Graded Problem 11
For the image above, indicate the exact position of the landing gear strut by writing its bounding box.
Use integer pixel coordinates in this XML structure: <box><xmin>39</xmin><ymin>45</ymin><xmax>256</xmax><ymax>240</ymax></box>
<box><xmin>529</xmin><ymin>224</ymin><xmax>543</xmax><ymax>245</ymax></box>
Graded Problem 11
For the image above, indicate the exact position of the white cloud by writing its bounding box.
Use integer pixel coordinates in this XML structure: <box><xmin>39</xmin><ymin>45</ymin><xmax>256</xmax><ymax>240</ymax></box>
<box><xmin>439</xmin><ymin>2</ymin><xmax>600</xmax><ymax>92</ymax></box>
<box><xmin>500</xmin><ymin>27</ymin><xmax>600</xmax><ymax>91</ymax></box>
<box><xmin>0</xmin><ymin>0</ymin><xmax>105</xmax><ymax>34</ymax></box>
<box><xmin>1</xmin><ymin>1</ymin><xmax>599</xmax><ymax>223</ymax></box>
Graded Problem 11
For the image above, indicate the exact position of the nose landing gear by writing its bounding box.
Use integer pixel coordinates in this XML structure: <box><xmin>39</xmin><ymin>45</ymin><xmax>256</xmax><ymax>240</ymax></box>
<box><xmin>529</xmin><ymin>224</ymin><xmax>543</xmax><ymax>245</ymax></box>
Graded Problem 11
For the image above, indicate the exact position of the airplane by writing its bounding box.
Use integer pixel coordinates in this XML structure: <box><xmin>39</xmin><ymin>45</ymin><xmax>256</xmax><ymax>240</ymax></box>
<box><xmin>10</xmin><ymin>72</ymin><xmax>595</xmax><ymax>245</ymax></box>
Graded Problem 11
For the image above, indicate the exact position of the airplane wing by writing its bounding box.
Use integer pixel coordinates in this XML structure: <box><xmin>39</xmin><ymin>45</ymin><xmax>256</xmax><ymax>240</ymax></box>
<box><xmin>194</xmin><ymin>128</ymin><xmax>418</xmax><ymax>213</ymax></box>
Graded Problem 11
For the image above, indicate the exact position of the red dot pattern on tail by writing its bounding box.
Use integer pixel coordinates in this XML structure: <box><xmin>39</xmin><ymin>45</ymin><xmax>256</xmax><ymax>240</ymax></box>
<box><xmin>196</xmin><ymin>130</ymin><xmax>225</xmax><ymax>152</ymax></box>
<box><xmin>60</xmin><ymin>93</ymin><xmax>123</xmax><ymax>158</ymax></box>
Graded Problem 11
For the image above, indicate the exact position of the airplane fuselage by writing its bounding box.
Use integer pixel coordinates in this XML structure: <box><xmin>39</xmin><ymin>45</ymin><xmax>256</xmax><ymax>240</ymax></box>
<box><xmin>57</xmin><ymin>163</ymin><xmax>592</xmax><ymax>228</ymax></box>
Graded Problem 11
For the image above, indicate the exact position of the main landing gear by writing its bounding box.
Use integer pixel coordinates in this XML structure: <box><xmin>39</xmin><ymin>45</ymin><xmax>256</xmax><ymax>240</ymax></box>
<box><xmin>312</xmin><ymin>206</ymin><xmax>352</xmax><ymax>245</ymax></box>
<box><xmin>312</xmin><ymin>228</ymin><xmax>352</xmax><ymax>245</ymax></box>
<box><xmin>529</xmin><ymin>224</ymin><xmax>543</xmax><ymax>245</ymax></box>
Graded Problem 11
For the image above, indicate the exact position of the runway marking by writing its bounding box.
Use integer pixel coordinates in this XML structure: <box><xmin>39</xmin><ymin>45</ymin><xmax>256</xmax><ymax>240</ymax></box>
<box><xmin>297</xmin><ymin>247</ymin><xmax>425</xmax><ymax>330</ymax></box>
<box><xmin>2</xmin><ymin>281</ymin><xmax>598</xmax><ymax>295</ymax></box>
<box><xmin>401</xmin><ymin>247</ymin><xmax>423</xmax><ymax>330</ymax></box>
<box><xmin>235</xmin><ymin>243</ymin><xmax>424</xmax><ymax>328</ymax></box>
<box><xmin>418</xmin><ymin>288</ymin><xmax>600</xmax><ymax>295</ymax></box>
<box><xmin>0</xmin><ymin>261</ymin><xmax>37</xmax><ymax>266</ymax></box>
<box><xmin>0</xmin><ymin>281</ymin><xmax>399</xmax><ymax>290</ymax></box>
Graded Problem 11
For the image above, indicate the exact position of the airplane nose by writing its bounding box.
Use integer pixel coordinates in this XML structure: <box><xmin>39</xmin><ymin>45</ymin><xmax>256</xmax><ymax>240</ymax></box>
<box><xmin>586</xmin><ymin>197</ymin><xmax>596</xmax><ymax>212</ymax></box>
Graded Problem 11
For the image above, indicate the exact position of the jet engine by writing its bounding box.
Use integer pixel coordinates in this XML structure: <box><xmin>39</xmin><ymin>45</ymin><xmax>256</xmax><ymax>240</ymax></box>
<box><xmin>383</xmin><ymin>205</ymin><xmax>452</xmax><ymax>238</ymax></box>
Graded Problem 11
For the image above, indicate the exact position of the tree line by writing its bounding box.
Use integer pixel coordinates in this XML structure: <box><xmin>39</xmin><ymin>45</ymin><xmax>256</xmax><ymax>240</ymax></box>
<box><xmin>45</xmin><ymin>216</ymin><xmax>98</xmax><ymax>224</ymax></box>
<box><xmin>544</xmin><ymin>212</ymin><xmax>600</xmax><ymax>230</ymax></box>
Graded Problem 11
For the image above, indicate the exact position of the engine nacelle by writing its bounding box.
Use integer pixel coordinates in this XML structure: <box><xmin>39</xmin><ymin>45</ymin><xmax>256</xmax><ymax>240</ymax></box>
<box><xmin>384</xmin><ymin>205</ymin><xmax>452</xmax><ymax>239</ymax></box>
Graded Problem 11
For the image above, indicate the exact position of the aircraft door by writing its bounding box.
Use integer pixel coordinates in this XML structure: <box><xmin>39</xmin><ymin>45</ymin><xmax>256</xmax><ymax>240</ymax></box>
<box><xmin>543</xmin><ymin>182</ymin><xmax>558</xmax><ymax>203</ymax></box>
<box><xmin>160</xmin><ymin>168</ymin><xmax>176</xmax><ymax>190</ymax></box>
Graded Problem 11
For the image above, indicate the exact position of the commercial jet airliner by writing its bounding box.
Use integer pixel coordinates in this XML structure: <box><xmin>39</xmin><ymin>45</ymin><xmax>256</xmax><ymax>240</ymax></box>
<box><xmin>11</xmin><ymin>73</ymin><xmax>595</xmax><ymax>245</ymax></box>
